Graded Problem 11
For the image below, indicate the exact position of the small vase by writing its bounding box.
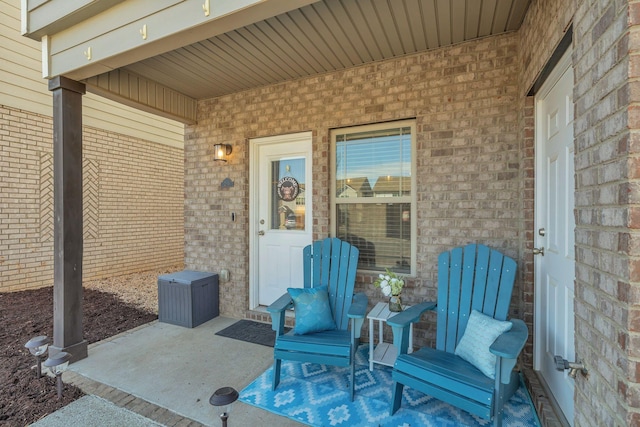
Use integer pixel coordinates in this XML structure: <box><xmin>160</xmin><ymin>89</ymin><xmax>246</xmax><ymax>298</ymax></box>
<box><xmin>389</xmin><ymin>294</ymin><xmax>403</xmax><ymax>312</ymax></box>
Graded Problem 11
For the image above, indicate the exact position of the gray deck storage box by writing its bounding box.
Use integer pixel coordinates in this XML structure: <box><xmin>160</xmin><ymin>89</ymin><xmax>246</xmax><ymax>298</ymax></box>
<box><xmin>158</xmin><ymin>270</ymin><xmax>219</xmax><ymax>328</ymax></box>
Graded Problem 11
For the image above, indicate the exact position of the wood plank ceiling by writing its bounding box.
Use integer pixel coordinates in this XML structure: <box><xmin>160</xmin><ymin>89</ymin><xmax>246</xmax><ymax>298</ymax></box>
<box><xmin>123</xmin><ymin>0</ymin><xmax>531</xmax><ymax>100</ymax></box>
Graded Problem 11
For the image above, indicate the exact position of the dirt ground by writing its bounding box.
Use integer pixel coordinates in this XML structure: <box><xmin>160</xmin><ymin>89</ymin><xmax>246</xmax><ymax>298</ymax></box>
<box><xmin>0</xmin><ymin>267</ymin><xmax>179</xmax><ymax>426</ymax></box>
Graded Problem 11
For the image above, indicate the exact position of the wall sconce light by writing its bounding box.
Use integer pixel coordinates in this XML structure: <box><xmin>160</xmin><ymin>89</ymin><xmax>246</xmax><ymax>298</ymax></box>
<box><xmin>210</xmin><ymin>386</ymin><xmax>239</xmax><ymax>427</ymax></box>
<box><xmin>214</xmin><ymin>144</ymin><xmax>232</xmax><ymax>162</ymax></box>
<box><xmin>44</xmin><ymin>351</ymin><xmax>72</xmax><ymax>399</ymax></box>
<box><xmin>25</xmin><ymin>335</ymin><xmax>50</xmax><ymax>378</ymax></box>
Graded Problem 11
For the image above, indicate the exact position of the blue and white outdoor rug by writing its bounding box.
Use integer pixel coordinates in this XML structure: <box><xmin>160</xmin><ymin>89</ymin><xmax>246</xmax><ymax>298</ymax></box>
<box><xmin>240</xmin><ymin>345</ymin><xmax>539</xmax><ymax>427</ymax></box>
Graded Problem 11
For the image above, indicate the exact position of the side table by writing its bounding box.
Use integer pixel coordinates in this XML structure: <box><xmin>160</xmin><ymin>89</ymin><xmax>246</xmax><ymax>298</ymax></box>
<box><xmin>367</xmin><ymin>301</ymin><xmax>413</xmax><ymax>371</ymax></box>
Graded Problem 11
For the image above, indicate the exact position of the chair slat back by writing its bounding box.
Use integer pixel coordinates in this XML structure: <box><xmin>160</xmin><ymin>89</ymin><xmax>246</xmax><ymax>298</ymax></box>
<box><xmin>303</xmin><ymin>237</ymin><xmax>359</xmax><ymax>330</ymax></box>
<box><xmin>436</xmin><ymin>244</ymin><xmax>517</xmax><ymax>353</ymax></box>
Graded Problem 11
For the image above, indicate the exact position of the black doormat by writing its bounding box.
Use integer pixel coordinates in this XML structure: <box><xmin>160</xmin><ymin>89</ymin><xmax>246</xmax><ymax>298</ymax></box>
<box><xmin>215</xmin><ymin>319</ymin><xmax>289</xmax><ymax>347</ymax></box>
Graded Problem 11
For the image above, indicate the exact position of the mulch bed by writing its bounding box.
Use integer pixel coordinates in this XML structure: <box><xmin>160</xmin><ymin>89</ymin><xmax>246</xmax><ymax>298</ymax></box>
<box><xmin>0</xmin><ymin>287</ymin><xmax>157</xmax><ymax>426</ymax></box>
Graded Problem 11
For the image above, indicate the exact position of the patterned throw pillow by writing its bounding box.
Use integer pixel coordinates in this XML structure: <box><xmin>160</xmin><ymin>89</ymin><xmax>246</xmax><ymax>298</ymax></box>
<box><xmin>454</xmin><ymin>309</ymin><xmax>513</xmax><ymax>379</ymax></box>
<box><xmin>288</xmin><ymin>285</ymin><xmax>337</xmax><ymax>335</ymax></box>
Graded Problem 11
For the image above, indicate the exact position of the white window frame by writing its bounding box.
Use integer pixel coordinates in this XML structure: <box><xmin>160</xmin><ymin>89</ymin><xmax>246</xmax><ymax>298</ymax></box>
<box><xmin>330</xmin><ymin>120</ymin><xmax>417</xmax><ymax>276</ymax></box>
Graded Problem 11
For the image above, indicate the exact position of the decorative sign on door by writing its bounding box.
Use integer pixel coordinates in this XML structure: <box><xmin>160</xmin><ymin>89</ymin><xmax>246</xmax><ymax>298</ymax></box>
<box><xmin>271</xmin><ymin>161</ymin><xmax>305</xmax><ymax>231</ymax></box>
<box><xmin>277</xmin><ymin>176</ymin><xmax>299</xmax><ymax>201</ymax></box>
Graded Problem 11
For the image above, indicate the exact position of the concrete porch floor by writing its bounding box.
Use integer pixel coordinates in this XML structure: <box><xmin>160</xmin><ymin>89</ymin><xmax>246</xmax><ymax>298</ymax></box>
<box><xmin>31</xmin><ymin>317</ymin><xmax>304</xmax><ymax>427</ymax></box>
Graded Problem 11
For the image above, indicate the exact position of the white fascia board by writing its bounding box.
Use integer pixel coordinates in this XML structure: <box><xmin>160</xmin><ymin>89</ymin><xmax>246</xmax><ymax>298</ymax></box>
<box><xmin>42</xmin><ymin>0</ymin><xmax>319</xmax><ymax>80</ymax></box>
<box><xmin>41</xmin><ymin>34</ymin><xmax>49</xmax><ymax>78</ymax></box>
<box><xmin>22</xmin><ymin>0</ymin><xmax>126</xmax><ymax>40</ymax></box>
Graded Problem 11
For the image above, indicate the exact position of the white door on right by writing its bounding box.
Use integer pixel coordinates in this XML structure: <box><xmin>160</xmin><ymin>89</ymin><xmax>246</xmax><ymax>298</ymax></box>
<box><xmin>534</xmin><ymin>51</ymin><xmax>576</xmax><ymax>426</ymax></box>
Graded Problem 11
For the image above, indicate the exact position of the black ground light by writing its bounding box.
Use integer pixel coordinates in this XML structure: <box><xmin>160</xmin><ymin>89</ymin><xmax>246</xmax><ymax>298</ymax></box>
<box><xmin>209</xmin><ymin>386</ymin><xmax>239</xmax><ymax>427</ymax></box>
<box><xmin>44</xmin><ymin>351</ymin><xmax>72</xmax><ymax>399</ymax></box>
<box><xmin>25</xmin><ymin>335</ymin><xmax>50</xmax><ymax>378</ymax></box>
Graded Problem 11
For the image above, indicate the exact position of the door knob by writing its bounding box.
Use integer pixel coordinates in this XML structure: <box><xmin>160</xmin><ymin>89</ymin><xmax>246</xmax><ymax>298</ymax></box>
<box><xmin>554</xmin><ymin>355</ymin><xmax>588</xmax><ymax>379</ymax></box>
<box><xmin>538</xmin><ymin>228</ymin><xmax>546</xmax><ymax>236</ymax></box>
<box><xmin>533</xmin><ymin>247</ymin><xmax>544</xmax><ymax>256</ymax></box>
<box><xmin>258</xmin><ymin>230</ymin><xmax>265</xmax><ymax>236</ymax></box>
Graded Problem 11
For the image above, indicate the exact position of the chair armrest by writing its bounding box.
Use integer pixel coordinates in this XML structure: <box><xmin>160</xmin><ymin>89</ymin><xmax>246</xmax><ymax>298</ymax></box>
<box><xmin>490</xmin><ymin>318</ymin><xmax>528</xmax><ymax>359</ymax></box>
<box><xmin>347</xmin><ymin>292</ymin><xmax>368</xmax><ymax>318</ymax></box>
<box><xmin>267</xmin><ymin>293</ymin><xmax>293</xmax><ymax>336</ymax></box>
<box><xmin>388</xmin><ymin>301</ymin><xmax>436</xmax><ymax>355</ymax></box>
<box><xmin>348</xmin><ymin>293</ymin><xmax>368</xmax><ymax>341</ymax></box>
<box><xmin>387</xmin><ymin>301</ymin><xmax>436</xmax><ymax>328</ymax></box>
<box><xmin>267</xmin><ymin>293</ymin><xmax>293</xmax><ymax>313</ymax></box>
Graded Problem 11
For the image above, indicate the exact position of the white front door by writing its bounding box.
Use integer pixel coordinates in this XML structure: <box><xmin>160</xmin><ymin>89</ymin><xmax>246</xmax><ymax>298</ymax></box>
<box><xmin>534</xmin><ymin>51</ymin><xmax>576</xmax><ymax>425</ymax></box>
<box><xmin>249</xmin><ymin>132</ymin><xmax>313</xmax><ymax>308</ymax></box>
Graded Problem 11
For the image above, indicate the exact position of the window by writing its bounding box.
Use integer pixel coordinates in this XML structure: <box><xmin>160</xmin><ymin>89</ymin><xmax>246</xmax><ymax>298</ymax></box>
<box><xmin>331</xmin><ymin>121</ymin><xmax>416</xmax><ymax>275</ymax></box>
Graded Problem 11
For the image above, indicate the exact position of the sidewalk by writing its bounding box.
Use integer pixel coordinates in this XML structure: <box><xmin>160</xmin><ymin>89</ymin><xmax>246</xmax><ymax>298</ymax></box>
<box><xmin>31</xmin><ymin>395</ymin><xmax>164</xmax><ymax>427</ymax></box>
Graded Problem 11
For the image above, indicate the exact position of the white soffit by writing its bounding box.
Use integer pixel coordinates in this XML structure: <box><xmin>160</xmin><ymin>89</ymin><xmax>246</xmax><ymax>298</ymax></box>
<box><xmin>123</xmin><ymin>0</ymin><xmax>531</xmax><ymax>100</ymax></box>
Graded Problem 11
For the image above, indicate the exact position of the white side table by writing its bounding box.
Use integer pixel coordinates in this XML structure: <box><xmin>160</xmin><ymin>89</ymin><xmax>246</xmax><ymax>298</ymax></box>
<box><xmin>367</xmin><ymin>301</ymin><xmax>413</xmax><ymax>371</ymax></box>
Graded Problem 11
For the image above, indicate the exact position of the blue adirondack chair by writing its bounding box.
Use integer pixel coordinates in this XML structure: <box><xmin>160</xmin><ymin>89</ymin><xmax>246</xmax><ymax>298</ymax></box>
<box><xmin>267</xmin><ymin>237</ymin><xmax>367</xmax><ymax>401</ymax></box>
<box><xmin>388</xmin><ymin>244</ymin><xmax>528</xmax><ymax>427</ymax></box>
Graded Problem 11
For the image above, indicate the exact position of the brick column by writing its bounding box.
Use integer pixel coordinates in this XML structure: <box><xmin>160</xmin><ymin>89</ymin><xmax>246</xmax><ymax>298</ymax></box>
<box><xmin>48</xmin><ymin>76</ymin><xmax>87</xmax><ymax>362</ymax></box>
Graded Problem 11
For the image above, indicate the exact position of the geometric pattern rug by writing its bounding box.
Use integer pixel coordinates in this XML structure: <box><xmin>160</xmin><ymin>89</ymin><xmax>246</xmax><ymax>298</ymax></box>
<box><xmin>240</xmin><ymin>345</ymin><xmax>540</xmax><ymax>427</ymax></box>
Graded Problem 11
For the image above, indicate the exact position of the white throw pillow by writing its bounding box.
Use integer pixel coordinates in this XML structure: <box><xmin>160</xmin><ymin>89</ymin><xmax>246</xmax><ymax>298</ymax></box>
<box><xmin>454</xmin><ymin>309</ymin><xmax>513</xmax><ymax>379</ymax></box>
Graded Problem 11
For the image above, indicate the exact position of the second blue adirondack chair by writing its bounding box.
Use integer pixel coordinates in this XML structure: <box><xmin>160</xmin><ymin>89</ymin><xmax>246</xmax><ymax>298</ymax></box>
<box><xmin>387</xmin><ymin>243</ymin><xmax>528</xmax><ymax>427</ymax></box>
<box><xmin>267</xmin><ymin>237</ymin><xmax>367</xmax><ymax>401</ymax></box>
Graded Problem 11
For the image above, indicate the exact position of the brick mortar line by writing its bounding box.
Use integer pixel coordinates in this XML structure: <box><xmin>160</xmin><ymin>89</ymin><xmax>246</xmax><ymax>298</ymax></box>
<box><xmin>64</xmin><ymin>371</ymin><xmax>205</xmax><ymax>427</ymax></box>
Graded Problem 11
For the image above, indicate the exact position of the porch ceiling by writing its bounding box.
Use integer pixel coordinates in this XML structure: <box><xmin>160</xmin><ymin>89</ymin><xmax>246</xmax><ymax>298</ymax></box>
<box><xmin>31</xmin><ymin>0</ymin><xmax>531</xmax><ymax>123</ymax></box>
<box><xmin>119</xmin><ymin>0</ymin><xmax>531</xmax><ymax>101</ymax></box>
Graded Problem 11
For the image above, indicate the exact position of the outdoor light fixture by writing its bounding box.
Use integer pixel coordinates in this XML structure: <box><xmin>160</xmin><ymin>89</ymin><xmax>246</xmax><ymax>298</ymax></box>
<box><xmin>25</xmin><ymin>335</ymin><xmax>50</xmax><ymax>378</ymax></box>
<box><xmin>44</xmin><ymin>351</ymin><xmax>72</xmax><ymax>399</ymax></box>
<box><xmin>209</xmin><ymin>386</ymin><xmax>239</xmax><ymax>427</ymax></box>
<box><xmin>213</xmin><ymin>144</ymin><xmax>232</xmax><ymax>162</ymax></box>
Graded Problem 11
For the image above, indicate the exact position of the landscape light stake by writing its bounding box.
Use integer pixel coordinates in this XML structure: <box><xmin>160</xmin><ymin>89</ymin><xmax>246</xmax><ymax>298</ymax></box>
<box><xmin>209</xmin><ymin>386</ymin><xmax>239</xmax><ymax>427</ymax></box>
<box><xmin>44</xmin><ymin>352</ymin><xmax>72</xmax><ymax>399</ymax></box>
<box><xmin>24</xmin><ymin>336</ymin><xmax>50</xmax><ymax>378</ymax></box>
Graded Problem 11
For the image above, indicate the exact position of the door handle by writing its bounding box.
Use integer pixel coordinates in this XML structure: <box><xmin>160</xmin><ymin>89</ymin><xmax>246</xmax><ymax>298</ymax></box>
<box><xmin>258</xmin><ymin>230</ymin><xmax>265</xmax><ymax>236</ymax></box>
<box><xmin>533</xmin><ymin>247</ymin><xmax>544</xmax><ymax>256</ymax></box>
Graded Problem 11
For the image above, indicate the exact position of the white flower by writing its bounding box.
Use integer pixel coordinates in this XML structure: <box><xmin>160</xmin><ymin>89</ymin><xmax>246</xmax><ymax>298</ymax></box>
<box><xmin>381</xmin><ymin>284</ymin><xmax>392</xmax><ymax>296</ymax></box>
<box><xmin>373</xmin><ymin>268</ymin><xmax>405</xmax><ymax>297</ymax></box>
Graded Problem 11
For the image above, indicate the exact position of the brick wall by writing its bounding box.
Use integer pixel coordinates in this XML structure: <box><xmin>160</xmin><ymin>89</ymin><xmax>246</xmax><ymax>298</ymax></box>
<box><xmin>519</xmin><ymin>0</ymin><xmax>578</xmax><ymax>98</ymax></box>
<box><xmin>627</xmin><ymin>1</ymin><xmax>640</xmax><ymax>423</ymax></box>
<box><xmin>185</xmin><ymin>33</ymin><xmax>523</xmax><ymax>340</ymax></box>
<box><xmin>573</xmin><ymin>1</ymin><xmax>638</xmax><ymax>425</ymax></box>
<box><xmin>0</xmin><ymin>105</ymin><xmax>184</xmax><ymax>291</ymax></box>
<box><xmin>520</xmin><ymin>0</ymin><xmax>640</xmax><ymax>425</ymax></box>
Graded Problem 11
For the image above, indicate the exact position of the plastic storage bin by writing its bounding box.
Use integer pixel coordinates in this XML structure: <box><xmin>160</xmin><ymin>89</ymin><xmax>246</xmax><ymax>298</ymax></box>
<box><xmin>158</xmin><ymin>270</ymin><xmax>219</xmax><ymax>328</ymax></box>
